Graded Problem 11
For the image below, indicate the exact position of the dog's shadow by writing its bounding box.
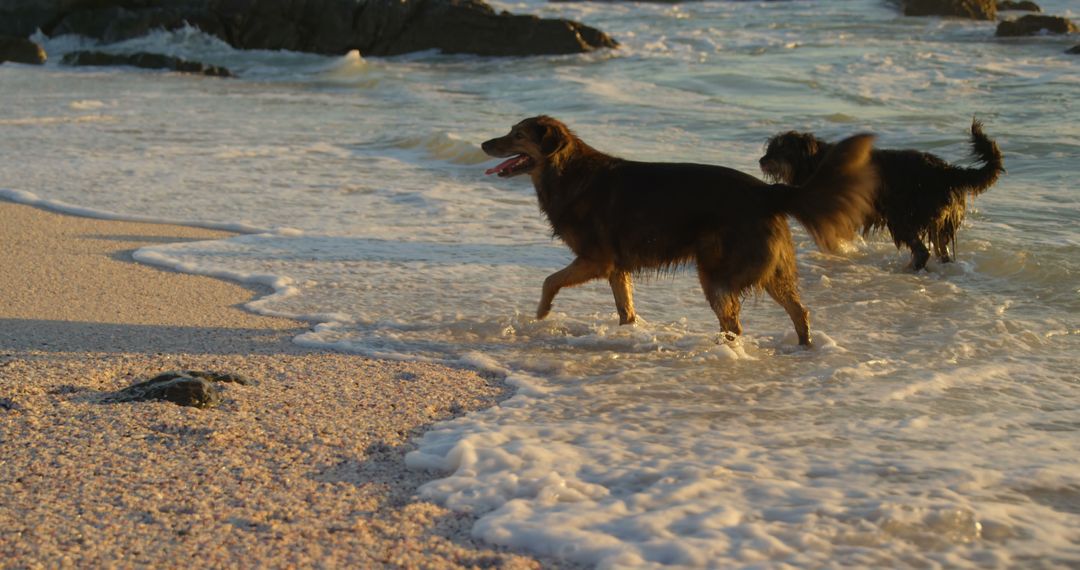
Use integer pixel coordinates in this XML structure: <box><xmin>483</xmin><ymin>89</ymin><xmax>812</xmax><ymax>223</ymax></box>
<box><xmin>312</xmin><ymin>441</ymin><xmax>404</xmax><ymax>486</ymax></box>
<box><xmin>310</xmin><ymin>439</ymin><xmax>445</xmax><ymax>511</ymax></box>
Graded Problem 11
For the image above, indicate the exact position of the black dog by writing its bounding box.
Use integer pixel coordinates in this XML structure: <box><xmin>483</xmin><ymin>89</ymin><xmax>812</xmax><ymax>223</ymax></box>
<box><xmin>759</xmin><ymin>120</ymin><xmax>1004</xmax><ymax>270</ymax></box>
<box><xmin>482</xmin><ymin>116</ymin><xmax>876</xmax><ymax>345</ymax></box>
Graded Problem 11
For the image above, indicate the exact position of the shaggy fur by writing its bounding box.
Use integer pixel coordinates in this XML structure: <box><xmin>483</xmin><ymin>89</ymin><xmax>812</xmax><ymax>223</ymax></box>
<box><xmin>759</xmin><ymin>120</ymin><xmax>1004</xmax><ymax>270</ymax></box>
<box><xmin>481</xmin><ymin>116</ymin><xmax>877</xmax><ymax>345</ymax></box>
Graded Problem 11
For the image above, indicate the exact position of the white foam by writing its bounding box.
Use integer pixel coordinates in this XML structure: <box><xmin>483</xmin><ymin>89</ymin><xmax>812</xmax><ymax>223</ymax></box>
<box><xmin>316</xmin><ymin>49</ymin><xmax>368</xmax><ymax>81</ymax></box>
<box><xmin>0</xmin><ymin>115</ymin><xmax>116</xmax><ymax>126</ymax></box>
<box><xmin>389</xmin><ymin>131</ymin><xmax>492</xmax><ymax>165</ymax></box>
<box><xmin>0</xmin><ymin>189</ymin><xmax>271</xmax><ymax>234</ymax></box>
<box><xmin>131</xmin><ymin>247</ymin><xmax>305</xmax><ymax>317</ymax></box>
<box><xmin>69</xmin><ymin>100</ymin><xmax>110</xmax><ymax>110</ymax></box>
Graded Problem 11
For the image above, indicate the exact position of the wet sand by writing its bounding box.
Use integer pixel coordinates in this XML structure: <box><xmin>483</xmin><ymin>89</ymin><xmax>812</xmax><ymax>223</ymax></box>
<box><xmin>0</xmin><ymin>201</ymin><xmax>558</xmax><ymax>568</ymax></box>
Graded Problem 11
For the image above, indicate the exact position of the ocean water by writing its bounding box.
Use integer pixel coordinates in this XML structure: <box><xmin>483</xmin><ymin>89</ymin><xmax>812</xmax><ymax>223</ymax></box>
<box><xmin>2</xmin><ymin>1</ymin><xmax>1078</xmax><ymax>566</ymax></box>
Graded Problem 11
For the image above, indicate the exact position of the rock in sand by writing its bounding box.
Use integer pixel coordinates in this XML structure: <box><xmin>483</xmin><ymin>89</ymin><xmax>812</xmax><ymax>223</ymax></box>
<box><xmin>105</xmin><ymin>370</ymin><xmax>252</xmax><ymax>409</ymax></box>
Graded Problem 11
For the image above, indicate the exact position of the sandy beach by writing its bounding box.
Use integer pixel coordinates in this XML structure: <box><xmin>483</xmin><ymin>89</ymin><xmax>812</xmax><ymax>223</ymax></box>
<box><xmin>0</xmin><ymin>201</ymin><xmax>555</xmax><ymax>569</ymax></box>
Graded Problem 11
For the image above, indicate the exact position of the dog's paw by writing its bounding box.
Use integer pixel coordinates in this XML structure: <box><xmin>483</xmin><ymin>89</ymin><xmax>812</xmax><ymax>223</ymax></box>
<box><xmin>717</xmin><ymin>331</ymin><xmax>739</xmax><ymax>344</ymax></box>
<box><xmin>536</xmin><ymin>304</ymin><xmax>551</xmax><ymax>320</ymax></box>
<box><xmin>908</xmin><ymin>253</ymin><xmax>931</xmax><ymax>272</ymax></box>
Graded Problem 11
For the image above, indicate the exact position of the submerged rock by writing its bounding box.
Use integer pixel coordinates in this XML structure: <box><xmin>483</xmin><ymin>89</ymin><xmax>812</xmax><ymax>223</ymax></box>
<box><xmin>1</xmin><ymin>0</ymin><xmax>616</xmax><ymax>57</ymax></box>
<box><xmin>61</xmin><ymin>51</ymin><xmax>234</xmax><ymax>77</ymax></box>
<box><xmin>902</xmin><ymin>0</ymin><xmax>996</xmax><ymax>20</ymax></box>
<box><xmin>997</xmin><ymin>0</ymin><xmax>1040</xmax><ymax>11</ymax></box>
<box><xmin>0</xmin><ymin>35</ymin><xmax>46</xmax><ymax>65</ymax></box>
<box><xmin>105</xmin><ymin>370</ymin><xmax>252</xmax><ymax>409</ymax></box>
<box><xmin>996</xmin><ymin>14</ymin><xmax>1078</xmax><ymax>36</ymax></box>
<box><xmin>1067</xmin><ymin>44</ymin><xmax>1080</xmax><ymax>54</ymax></box>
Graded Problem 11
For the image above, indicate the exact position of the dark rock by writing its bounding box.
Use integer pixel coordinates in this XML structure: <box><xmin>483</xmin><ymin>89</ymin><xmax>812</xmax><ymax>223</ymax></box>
<box><xmin>49</xmin><ymin>5</ymin><xmax>198</xmax><ymax>44</ymax></box>
<box><xmin>61</xmin><ymin>51</ymin><xmax>234</xmax><ymax>77</ymax></box>
<box><xmin>104</xmin><ymin>370</ymin><xmax>251</xmax><ymax>408</ymax></box>
<box><xmin>0</xmin><ymin>34</ymin><xmax>46</xmax><ymax>64</ymax></box>
<box><xmin>363</xmin><ymin>0</ymin><xmax>618</xmax><ymax>56</ymax></box>
<box><xmin>0</xmin><ymin>397</ymin><xmax>16</xmax><ymax>411</ymax></box>
<box><xmin>1067</xmin><ymin>44</ymin><xmax>1080</xmax><ymax>54</ymax></box>
<box><xmin>1</xmin><ymin>0</ymin><xmax>616</xmax><ymax>57</ymax></box>
<box><xmin>0</xmin><ymin>0</ymin><xmax>58</xmax><ymax>37</ymax></box>
<box><xmin>997</xmin><ymin>0</ymin><xmax>1040</xmax><ymax>11</ymax></box>
<box><xmin>106</xmin><ymin>372</ymin><xmax>221</xmax><ymax>408</ymax></box>
<box><xmin>209</xmin><ymin>0</ymin><xmax>366</xmax><ymax>54</ymax></box>
<box><xmin>902</xmin><ymin>0</ymin><xmax>996</xmax><ymax>20</ymax></box>
<box><xmin>550</xmin><ymin>0</ymin><xmax>689</xmax><ymax>4</ymax></box>
<box><xmin>996</xmin><ymin>14</ymin><xmax>1078</xmax><ymax>36</ymax></box>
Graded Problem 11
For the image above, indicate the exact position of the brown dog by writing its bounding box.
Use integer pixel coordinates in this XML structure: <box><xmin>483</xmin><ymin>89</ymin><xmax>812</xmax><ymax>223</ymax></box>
<box><xmin>482</xmin><ymin>116</ymin><xmax>876</xmax><ymax>345</ymax></box>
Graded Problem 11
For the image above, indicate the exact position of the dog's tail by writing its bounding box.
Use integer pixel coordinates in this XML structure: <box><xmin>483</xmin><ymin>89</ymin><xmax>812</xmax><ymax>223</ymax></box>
<box><xmin>774</xmin><ymin>133</ymin><xmax>877</xmax><ymax>253</ymax></box>
<box><xmin>949</xmin><ymin>119</ymin><xmax>1004</xmax><ymax>197</ymax></box>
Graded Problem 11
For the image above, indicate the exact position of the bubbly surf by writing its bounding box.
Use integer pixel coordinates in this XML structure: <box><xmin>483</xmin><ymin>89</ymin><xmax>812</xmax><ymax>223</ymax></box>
<box><xmin>2</xmin><ymin>1</ymin><xmax>1078</xmax><ymax>566</ymax></box>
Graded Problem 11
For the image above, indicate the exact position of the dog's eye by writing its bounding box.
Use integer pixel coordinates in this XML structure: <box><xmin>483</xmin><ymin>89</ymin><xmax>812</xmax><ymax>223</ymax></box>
<box><xmin>514</xmin><ymin>131</ymin><xmax>525</xmax><ymax>139</ymax></box>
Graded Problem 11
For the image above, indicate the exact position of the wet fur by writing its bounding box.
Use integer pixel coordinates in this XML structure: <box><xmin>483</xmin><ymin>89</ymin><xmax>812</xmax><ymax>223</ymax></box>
<box><xmin>481</xmin><ymin>116</ymin><xmax>877</xmax><ymax>346</ymax></box>
<box><xmin>760</xmin><ymin>120</ymin><xmax>1004</xmax><ymax>270</ymax></box>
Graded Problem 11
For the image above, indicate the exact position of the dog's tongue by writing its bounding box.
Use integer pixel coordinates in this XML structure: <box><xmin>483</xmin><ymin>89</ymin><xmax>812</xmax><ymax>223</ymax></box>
<box><xmin>484</xmin><ymin>155</ymin><xmax>526</xmax><ymax>176</ymax></box>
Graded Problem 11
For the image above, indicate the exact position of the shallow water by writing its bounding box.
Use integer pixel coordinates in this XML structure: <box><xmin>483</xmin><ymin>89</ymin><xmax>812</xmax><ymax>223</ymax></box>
<box><xmin>1</xmin><ymin>1</ymin><xmax>1078</xmax><ymax>566</ymax></box>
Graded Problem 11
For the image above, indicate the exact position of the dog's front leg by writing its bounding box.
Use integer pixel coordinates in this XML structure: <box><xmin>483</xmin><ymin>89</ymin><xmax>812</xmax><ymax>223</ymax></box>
<box><xmin>537</xmin><ymin>257</ymin><xmax>607</xmax><ymax>320</ymax></box>
<box><xmin>608</xmin><ymin>270</ymin><xmax>637</xmax><ymax>325</ymax></box>
<box><xmin>903</xmin><ymin>237</ymin><xmax>931</xmax><ymax>271</ymax></box>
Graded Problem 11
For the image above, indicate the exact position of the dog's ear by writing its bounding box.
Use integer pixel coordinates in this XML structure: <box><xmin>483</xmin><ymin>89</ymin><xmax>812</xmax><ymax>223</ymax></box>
<box><xmin>532</xmin><ymin>122</ymin><xmax>566</xmax><ymax>156</ymax></box>
<box><xmin>541</xmin><ymin>126</ymin><xmax>562</xmax><ymax>156</ymax></box>
<box><xmin>798</xmin><ymin>133</ymin><xmax>821</xmax><ymax>156</ymax></box>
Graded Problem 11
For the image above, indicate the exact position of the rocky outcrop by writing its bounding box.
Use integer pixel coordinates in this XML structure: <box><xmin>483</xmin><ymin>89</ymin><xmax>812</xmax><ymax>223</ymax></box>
<box><xmin>0</xmin><ymin>34</ymin><xmax>46</xmax><ymax>64</ymax></box>
<box><xmin>0</xmin><ymin>0</ymin><xmax>55</xmax><ymax>38</ymax></box>
<box><xmin>997</xmin><ymin>0</ymin><xmax>1040</xmax><ymax>11</ymax></box>
<box><xmin>996</xmin><ymin>14</ymin><xmax>1077</xmax><ymax>36</ymax></box>
<box><xmin>61</xmin><ymin>50</ymin><xmax>233</xmax><ymax>76</ymax></box>
<box><xmin>357</xmin><ymin>0</ymin><xmax>617</xmax><ymax>57</ymax></box>
<box><xmin>0</xmin><ymin>0</ymin><xmax>617</xmax><ymax>57</ymax></box>
<box><xmin>48</xmin><ymin>4</ymin><xmax>208</xmax><ymax>45</ymax></box>
<box><xmin>902</xmin><ymin>0</ymin><xmax>996</xmax><ymax>20</ymax></box>
<box><xmin>549</xmin><ymin>0</ymin><xmax>689</xmax><ymax>3</ymax></box>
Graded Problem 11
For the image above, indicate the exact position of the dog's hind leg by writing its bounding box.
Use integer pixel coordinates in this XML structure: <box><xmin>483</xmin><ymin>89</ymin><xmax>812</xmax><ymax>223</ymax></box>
<box><xmin>935</xmin><ymin>240</ymin><xmax>953</xmax><ymax>264</ymax></box>
<box><xmin>930</xmin><ymin>215</ymin><xmax>959</xmax><ymax>263</ymax></box>
<box><xmin>537</xmin><ymin>257</ymin><xmax>609</xmax><ymax>320</ymax></box>
<box><xmin>764</xmin><ymin>266</ymin><xmax>811</xmax><ymax>346</ymax></box>
<box><xmin>608</xmin><ymin>270</ymin><xmax>637</xmax><ymax>325</ymax></box>
<box><xmin>698</xmin><ymin>271</ymin><xmax>743</xmax><ymax>341</ymax></box>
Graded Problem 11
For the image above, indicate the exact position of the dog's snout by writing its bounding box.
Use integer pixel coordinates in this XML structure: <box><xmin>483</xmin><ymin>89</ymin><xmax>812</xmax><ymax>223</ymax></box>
<box><xmin>481</xmin><ymin>138</ymin><xmax>504</xmax><ymax>157</ymax></box>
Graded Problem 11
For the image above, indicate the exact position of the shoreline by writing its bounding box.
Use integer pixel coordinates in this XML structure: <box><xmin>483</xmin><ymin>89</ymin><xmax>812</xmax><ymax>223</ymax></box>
<box><xmin>0</xmin><ymin>200</ymin><xmax>556</xmax><ymax>568</ymax></box>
